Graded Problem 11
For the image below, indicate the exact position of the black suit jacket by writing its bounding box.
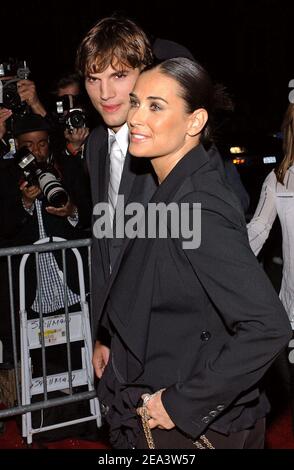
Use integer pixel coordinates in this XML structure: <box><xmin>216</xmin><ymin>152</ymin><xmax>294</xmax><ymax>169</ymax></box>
<box><xmin>98</xmin><ymin>144</ymin><xmax>291</xmax><ymax>438</ymax></box>
<box><xmin>86</xmin><ymin>125</ymin><xmax>157</xmax><ymax>336</ymax></box>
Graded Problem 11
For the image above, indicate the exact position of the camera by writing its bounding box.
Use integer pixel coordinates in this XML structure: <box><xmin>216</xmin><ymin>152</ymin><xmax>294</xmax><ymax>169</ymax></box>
<box><xmin>65</xmin><ymin>108</ymin><xmax>86</xmax><ymax>131</ymax></box>
<box><xmin>15</xmin><ymin>146</ymin><xmax>68</xmax><ymax>207</ymax></box>
<box><xmin>0</xmin><ymin>59</ymin><xmax>30</xmax><ymax>116</ymax></box>
<box><xmin>55</xmin><ymin>94</ymin><xmax>87</xmax><ymax>131</ymax></box>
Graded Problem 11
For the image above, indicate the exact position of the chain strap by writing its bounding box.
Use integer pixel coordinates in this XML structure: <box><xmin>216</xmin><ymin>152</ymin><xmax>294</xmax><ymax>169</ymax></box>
<box><xmin>138</xmin><ymin>392</ymin><xmax>214</xmax><ymax>449</ymax></box>
<box><xmin>138</xmin><ymin>406</ymin><xmax>156</xmax><ymax>449</ymax></box>
<box><xmin>193</xmin><ymin>434</ymin><xmax>215</xmax><ymax>449</ymax></box>
<box><xmin>138</xmin><ymin>405</ymin><xmax>214</xmax><ymax>450</ymax></box>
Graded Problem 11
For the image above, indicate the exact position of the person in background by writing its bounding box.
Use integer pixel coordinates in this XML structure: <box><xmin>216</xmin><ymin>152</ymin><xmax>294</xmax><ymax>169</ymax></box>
<box><xmin>54</xmin><ymin>73</ymin><xmax>90</xmax><ymax>158</ymax></box>
<box><xmin>0</xmin><ymin>72</ymin><xmax>90</xmax><ymax>160</ymax></box>
<box><xmin>94</xmin><ymin>58</ymin><xmax>291</xmax><ymax>449</ymax></box>
<box><xmin>55</xmin><ymin>73</ymin><xmax>81</xmax><ymax>98</ymax></box>
<box><xmin>0</xmin><ymin>113</ymin><xmax>91</xmax><ymax>372</ymax></box>
<box><xmin>247</xmin><ymin>102</ymin><xmax>294</xmax><ymax>429</ymax></box>
<box><xmin>0</xmin><ymin>112</ymin><xmax>93</xmax><ymax>439</ymax></box>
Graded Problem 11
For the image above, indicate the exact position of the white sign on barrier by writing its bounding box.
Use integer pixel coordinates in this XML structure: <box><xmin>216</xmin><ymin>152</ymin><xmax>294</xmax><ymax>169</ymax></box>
<box><xmin>31</xmin><ymin>368</ymin><xmax>87</xmax><ymax>395</ymax></box>
<box><xmin>27</xmin><ymin>312</ymin><xmax>83</xmax><ymax>349</ymax></box>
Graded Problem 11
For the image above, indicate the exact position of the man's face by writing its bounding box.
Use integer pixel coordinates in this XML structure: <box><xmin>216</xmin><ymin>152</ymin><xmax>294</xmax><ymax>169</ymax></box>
<box><xmin>16</xmin><ymin>130</ymin><xmax>49</xmax><ymax>162</ymax></box>
<box><xmin>85</xmin><ymin>63</ymin><xmax>141</xmax><ymax>132</ymax></box>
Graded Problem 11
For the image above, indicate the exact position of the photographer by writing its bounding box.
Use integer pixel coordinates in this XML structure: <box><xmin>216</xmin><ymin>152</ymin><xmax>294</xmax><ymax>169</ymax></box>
<box><xmin>53</xmin><ymin>73</ymin><xmax>90</xmax><ymax>159</ymax></box>
<box><xmin>0</xmin><ymin>60</ymin><xmax>48</xmax><ymax>159</ymax></box>
<box><xmin>0</xmin><ymin>114</ymin><xmax>95</xmax><ymax>438</ymax></box>
<box><xmin>0</xmin><ymin>112</ymin><xmax>92</xmax><ymax>377</ymax></box>
<box><xmin>2</xmin><ymin>113</ymin><xmax>91</xmax><ymax>239</ymax></box>
<box><xmin>1</xmin><ymin>112</ymin><xmax>92</xmax><ymax>301</ymax></box>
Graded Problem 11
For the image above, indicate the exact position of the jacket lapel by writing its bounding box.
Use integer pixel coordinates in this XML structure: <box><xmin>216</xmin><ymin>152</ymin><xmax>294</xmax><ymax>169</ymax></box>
<box><xmin>117</xmin><ymin>152</ymin><xmax>136</xmax><ymax>203</ymax></box>
<box><xmin>150</xmin><ymin>144</ymin><xmax>209</xmax><ymax>205</ymax></box>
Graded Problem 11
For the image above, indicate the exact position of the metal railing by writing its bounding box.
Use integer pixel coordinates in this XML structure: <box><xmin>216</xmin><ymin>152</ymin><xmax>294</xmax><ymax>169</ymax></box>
<box><xmin>0</xmin><ymin>238</ymin><xmax>98</xmax><ymax>424</ymax></box>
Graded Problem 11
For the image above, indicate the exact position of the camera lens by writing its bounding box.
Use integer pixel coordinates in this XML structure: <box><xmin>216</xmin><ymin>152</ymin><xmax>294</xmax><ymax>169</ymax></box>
<box><xmin>38</xmin><ymin>172</ymin><xmax>68</xmax><ymax>207</ymax></box>
<box><xmin>3</xmin><ymin>83</ymin><xmax>22</xmax><ymax>110</ymax></box>
<box><xmin>65</xmin><ymin>108</ymin><xmax>86</xmax><ymax>130</ymax></box>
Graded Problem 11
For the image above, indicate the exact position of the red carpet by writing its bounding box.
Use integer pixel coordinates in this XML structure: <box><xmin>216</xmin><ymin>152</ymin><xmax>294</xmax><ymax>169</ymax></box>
<box><xmin>265</xmin><ymin>407</ymin><xmax>294</xmax><ymax>449</ymax></box>
<box><xmin>0</xmin><ymin>417</ymin><xmax>110</xmax><ymax>449</ymax></box>
<box><xmin>0</xmin><ymin>407</ymin><xmax>293</xmax><ymax>449</ymax></box>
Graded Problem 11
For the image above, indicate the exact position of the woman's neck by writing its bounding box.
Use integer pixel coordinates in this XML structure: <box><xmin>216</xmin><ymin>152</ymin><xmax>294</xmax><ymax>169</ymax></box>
<box><xmin>151</xmin><ymin>140</ymin><xmax>198</xmax><ymax>183</ymax></box>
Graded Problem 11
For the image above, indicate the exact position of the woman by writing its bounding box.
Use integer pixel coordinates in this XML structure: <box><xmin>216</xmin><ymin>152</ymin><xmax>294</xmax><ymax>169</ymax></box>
<box><xmin>96</xmin><ymin>58</ymin><xmax>291</xmax><ymax>449</ymax></box>
<box><xmin>247</xmin><ymin>104</ymin><xmax>294</xmax><ymax>427</ymax></box>
<box><xmin>247</xmin><ymin>103</ymin><xmax>294</xmax><ymax>327</ymax></box>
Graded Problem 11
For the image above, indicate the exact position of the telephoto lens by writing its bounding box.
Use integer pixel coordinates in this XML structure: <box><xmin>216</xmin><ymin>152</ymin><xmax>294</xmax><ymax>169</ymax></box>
<box><xmin>15</xmin><ymin>146</ymin><xmax>69</xmax><ymax>207</ymax></box>
<box><xmin>38</xmin><ymin>171</ymin><xmax>68</xmax><ymax>207</ymax></box>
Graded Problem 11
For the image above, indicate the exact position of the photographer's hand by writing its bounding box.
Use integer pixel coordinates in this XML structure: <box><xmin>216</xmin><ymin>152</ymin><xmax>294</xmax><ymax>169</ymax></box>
<box><xmin>0</xmin><ymin>108</ymin><xmax>12</xmax><ymax>139</ymax></box>
<box><xmin>20</xmin><ymin>181</ymin><xmax>41</xmax><ymax>209</ymax></box>
<box><xmin>17</xmin><ymin>80</ymin><xmax>47</xmax><ymax>117</ymax></box>
<box><xmin>64</xmin><ymin>128</ymin><xmax>89</xmax><ymax>155</ymax></box>
<box><xmin>46</xmin><ymin>200</ymin><xmax>78</xmax><ymax>218</ymax></box>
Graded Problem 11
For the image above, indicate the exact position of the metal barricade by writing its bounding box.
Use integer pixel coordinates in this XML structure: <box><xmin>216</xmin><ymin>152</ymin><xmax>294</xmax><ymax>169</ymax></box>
<box><xmin>0</xmin><ymin>238</ymin><xmax>101</xmax><ymax>444</ymax></box>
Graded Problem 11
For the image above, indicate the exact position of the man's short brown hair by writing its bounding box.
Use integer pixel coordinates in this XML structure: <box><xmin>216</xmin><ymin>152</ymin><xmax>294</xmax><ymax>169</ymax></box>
<box><xmin>76</xmin><ymin>16</ymin><xmax>153</xmax><ymax>76</ymax></box>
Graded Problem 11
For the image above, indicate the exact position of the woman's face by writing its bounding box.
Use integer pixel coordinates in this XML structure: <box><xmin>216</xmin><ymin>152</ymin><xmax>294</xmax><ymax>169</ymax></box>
<box><xmin>127</xmin><ymin>69</ymin><xmax>196</xmax><ymax>160</ymax></box>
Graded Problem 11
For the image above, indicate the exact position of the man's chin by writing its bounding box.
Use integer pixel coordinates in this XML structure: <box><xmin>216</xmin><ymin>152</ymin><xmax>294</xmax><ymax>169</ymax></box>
<box><xmin>100</xmin><ymin>112</ymin><xmax>126</xmax><ymax>130</ymax></box>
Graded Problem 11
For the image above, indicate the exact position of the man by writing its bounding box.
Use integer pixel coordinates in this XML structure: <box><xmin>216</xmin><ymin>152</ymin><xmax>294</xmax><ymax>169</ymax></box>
<box><xmin>2</xmin><ymin>113</ymin><xmax>91</xmax><ymax>244</ymax></box>
<box><xmin>53</xmin><ymin>73</ymin><xmax>90</xmax><ymax>158</ymax></box>
<box><xmin>4</xmin><ymin>72</ymin><xmax>89</xmax><ymax>160</ymax></box>
<box><xmin>76</xmin><ymin>16</ymin><xmax>157</xmax><ymax>379</ymax></box>
<box><xmin>0</xmin><ymin>113</ymin><xmax>91</xmax><ymax>367</ymax></box>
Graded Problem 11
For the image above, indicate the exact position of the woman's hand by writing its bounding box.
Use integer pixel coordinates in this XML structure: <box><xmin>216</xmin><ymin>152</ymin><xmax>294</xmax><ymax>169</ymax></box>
<box><xmin>92</xmin><ymin>340</ymin><xmax>110</xmax><ymax>378</ymax></box>
<box><xmin>137</xmin><ymin>389</ymin><xmax>175</xmax><ymax>430</ymax></box>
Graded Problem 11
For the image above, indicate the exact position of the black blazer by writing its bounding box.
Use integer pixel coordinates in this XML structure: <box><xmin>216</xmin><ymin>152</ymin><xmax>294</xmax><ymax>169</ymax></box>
<box><xmin>85</xmin><ymin>125</ymin><xmax>157</xmax><ymax>336</ymax></box>
<box><xmin>98</xmin><ymin>144</ymin><xmax>291</xmax><ymax>438</ymax></box>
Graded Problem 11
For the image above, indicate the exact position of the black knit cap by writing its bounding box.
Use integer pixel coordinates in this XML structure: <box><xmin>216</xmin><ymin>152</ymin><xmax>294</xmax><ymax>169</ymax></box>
<box><xmin>152</xmin><ymin>38</ymin><xmax>195</xmax><ymax>61</ymax></box>
<box><xmin>13</xmin><ymin>113</ymin><xmax>51</xmax><ymax>137</ymax></box>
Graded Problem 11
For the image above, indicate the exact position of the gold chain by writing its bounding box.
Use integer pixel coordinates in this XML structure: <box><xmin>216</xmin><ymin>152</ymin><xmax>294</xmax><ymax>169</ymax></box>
<box><xmin>139</xmin><ymin>390</ymin><xmax>215</xmax><ymax>449</ymax></box>
<box><xmin>138</xmin><ymin>402</ymin><xmax>214</xmax><ymax>450</ymax></box>
<box><xmin>138</xmin><ymin>406</ymin><xmax>156</xmax><ymax>449</ymax></box>
<box><xmin>193</xmin><ymin>434</ymin><xmax>215</xmax><ymax>449</ymax></box>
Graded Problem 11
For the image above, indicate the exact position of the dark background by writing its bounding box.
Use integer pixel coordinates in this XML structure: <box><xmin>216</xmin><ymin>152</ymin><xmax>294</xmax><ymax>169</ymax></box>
<box><xmin>1</xmin><ymin>0</ymin><xmax>294</xmax><ymax>133</ymax></box>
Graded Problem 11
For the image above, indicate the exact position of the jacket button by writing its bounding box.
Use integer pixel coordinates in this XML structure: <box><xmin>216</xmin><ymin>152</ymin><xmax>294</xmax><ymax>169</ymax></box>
<box><xmin>100</xmin><ymin>402</ymin><xmax>109</xmax><ymax>416</ymax></box>
<box><xmin>216</xmin><ymin>404</ymin><xmax>225</xmax><ymax>411</ymax></box>
<box><xmin>200</xmin><ymin>330</ymin><xmax>211</xmax><ymax>341</ymax></box>
<box><xmin>202</xmin><ymin>416</ymin><xmax>210</xmax><ymax>423</ymax></box>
